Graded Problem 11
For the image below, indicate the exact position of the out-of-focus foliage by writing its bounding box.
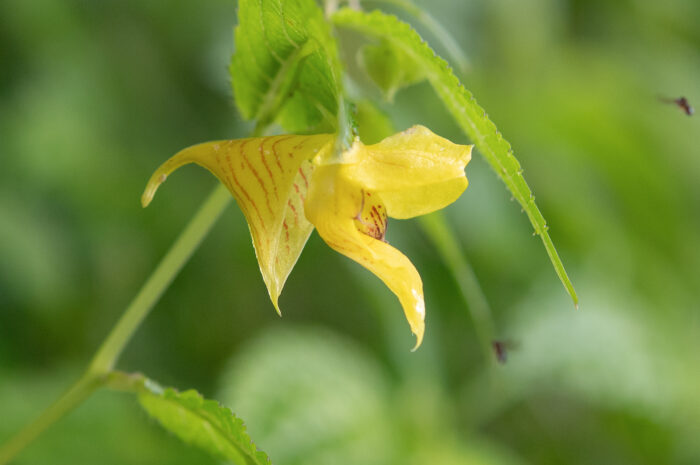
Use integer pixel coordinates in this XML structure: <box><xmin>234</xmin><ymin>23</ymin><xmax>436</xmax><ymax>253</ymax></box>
<box><xmin>218</xmin><ymin>326</ymin><xmax>524</xmax><ymax>465</ymax></box>
<box><xmin>218</xmin><ymin>326</ymin><xmax>398</xmax><ymax>465</ymax></box>
<box><xmin>358</xmin><ymin>38</ymin><xmax>425</xmax><ymax>101</ymax></box>
<box><xmin>1</xmin><ymin>0</ymin><xmax>699</xmax><ymax>464</ymax></box>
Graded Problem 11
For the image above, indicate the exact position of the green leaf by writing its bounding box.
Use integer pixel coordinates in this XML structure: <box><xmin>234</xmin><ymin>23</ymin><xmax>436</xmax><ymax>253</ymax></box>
<box><xmin>107</xmin><ymin>372</ymin><xmax>271</xmax><ymax>465</ymax></box>
<box><xmin>333</xmin><ymin>9</ymin><xmax>578</xmax><ymax>307</ymax></box>
<box><xmin>359</xmin><ymin>39</ymin><xmax>425</xmax><ymax>101</ymax></box>
<box><xmin>230</xmin><ymin>0</ymin><xmax>343</xmax><ymax>134</ymax></box>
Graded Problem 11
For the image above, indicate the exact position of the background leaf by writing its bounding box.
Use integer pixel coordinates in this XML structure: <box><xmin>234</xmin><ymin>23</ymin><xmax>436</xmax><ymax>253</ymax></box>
<box><xmin>333</xmin><ymin>8</ymin><xmax>578</xmax><ymax>306</ymax></box>
<box><xmin>216</xmin><ymin>325</ymin><xmax>525</xmax><ymax>465</ymax></box>
<box><xmin>362</xmin><ymin>0</ymin><xmax>471</xmax><ymax>75</ymax></box>
<box><xmin>358</xmin><ymin>39</ymin><xmax>425</xmax><ymax>102</ymax></box>
<box><xmin>354</xmin><ymin>100</ymin><xmax>396</xmax><ymax>144</ymax></box>
<box><xmin>217</xmin><ymin>326</ymin><xmax>398</xmax><ymax>465</ymax></box>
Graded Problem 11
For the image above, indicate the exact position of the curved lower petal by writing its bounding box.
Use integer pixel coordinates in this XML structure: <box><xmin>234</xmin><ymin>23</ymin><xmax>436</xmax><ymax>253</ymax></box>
<box><xmin>305</xmin><ymin>164</ymin><xmax>425</xmax><ymax>349</ymax></box>
<box><xmin>142</xmin><ymin>134</ymin><xmax>333</xmax><ymax>312</ymax></box>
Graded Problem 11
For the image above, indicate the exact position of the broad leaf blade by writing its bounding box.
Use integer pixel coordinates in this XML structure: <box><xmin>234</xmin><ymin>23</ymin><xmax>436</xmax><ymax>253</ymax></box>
<box><xmin>334</xmin><ymin>9</ymin><xmax>578</xmax><ymax>307</ymax></box>
<box><xmin>140</xmin><ymin>388</ymin><xmax>270</xmax><ymax>465</ymax></box>
<box><xmin>107</xmin><ymin>372</ymin><xmax>271</xmax><ymax>465</ymax></box>
<box><xmin>231</xmin><ymin>0</ymin><xmax>342</xmax><ymax>133</ymax></box>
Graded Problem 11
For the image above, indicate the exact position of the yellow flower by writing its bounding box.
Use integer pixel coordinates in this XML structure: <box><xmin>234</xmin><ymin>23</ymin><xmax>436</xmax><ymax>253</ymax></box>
<box><xmin>142</xmin><ymin>126</ymin><xmax>471</xmax><ymax>349</ymax></box>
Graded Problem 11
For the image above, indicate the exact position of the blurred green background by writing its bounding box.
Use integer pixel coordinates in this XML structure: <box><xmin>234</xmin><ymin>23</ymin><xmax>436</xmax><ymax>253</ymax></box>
<box><xmin>1</xmin><ymin>0</ymin><xmax>699</xmax><ymax>463</ymax></box>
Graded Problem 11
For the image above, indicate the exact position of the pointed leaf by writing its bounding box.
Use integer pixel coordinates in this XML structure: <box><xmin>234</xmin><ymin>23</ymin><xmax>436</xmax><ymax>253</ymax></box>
<box><xmin>333</xmin><ymin>9</ymin><xmax>578</xmax><ymax>307</ymax></box>
<box><xmin>106</xmin><ymin>372</ymin><xmax>271</xmax><ymax>465</ymax></box>
<box><xmin>142</xmin><ymin>134</ymin><xmax>334</xmax><ymax>311</ymax></box>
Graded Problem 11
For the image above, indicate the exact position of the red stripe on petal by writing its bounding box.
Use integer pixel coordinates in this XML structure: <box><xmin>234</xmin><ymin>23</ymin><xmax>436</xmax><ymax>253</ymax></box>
<box><xmin>298</xmin><ymin>166</ymin><xmax>309</xmax><ymax>188</ymax></box>
<box><xmin>271</xmin><ymin>135</ymin><xmax>295</xmax><ymax>171</ymax></box>
<box><xmin>287</xmin><ymin>199</ymin><xmax>298</xmax><ymax>226</ymax></box>
<box><xmin>227</xmin><ymin>152</ymin><xmax>267</xmax><ymax>236</ymax></box>
<box><xmin>259</xmin><ymin>138</ymin><xmax>279</xmax><ymax>200</ymax></box>
<box><xmin>241</xmin><ymin>141</ymin><xmax>274</xmax><ymax>216</ymax></box>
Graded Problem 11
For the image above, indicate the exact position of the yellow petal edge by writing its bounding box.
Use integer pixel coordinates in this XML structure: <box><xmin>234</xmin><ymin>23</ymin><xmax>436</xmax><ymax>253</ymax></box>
<box><xmin>142</xmin><ymin>135</ymin><xmax>333</xmax><ymax>313</ymax></box>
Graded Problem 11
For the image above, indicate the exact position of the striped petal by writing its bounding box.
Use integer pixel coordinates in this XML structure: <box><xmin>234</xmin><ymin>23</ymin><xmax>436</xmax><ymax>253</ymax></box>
<box><xmin>142</xmin><ymin>134</ymin><xmax>333</xmax><ymax>312</ymax></box>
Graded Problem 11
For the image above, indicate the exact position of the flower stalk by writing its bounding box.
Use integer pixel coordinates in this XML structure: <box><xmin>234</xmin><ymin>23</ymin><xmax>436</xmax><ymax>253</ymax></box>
<box><xmin>0</xmin><ymin>123</ymin><xmax>269</xmax><ymax>463</ymax></box>
<box><xmin>89</xmin><ymin>183</ymin><xmax>231</xmax><ymax>374</ymax></box>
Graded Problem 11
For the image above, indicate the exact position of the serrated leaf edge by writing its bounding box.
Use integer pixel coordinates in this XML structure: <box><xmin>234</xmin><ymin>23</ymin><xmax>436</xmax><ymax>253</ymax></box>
<box><xmin>106</xmin><ymin>372</ymin><xmax>271</xmax><ymax>465</ymax></box>
<box><xmin>333</xmin><ymin>9</ymin><xmax>578</xmax><ymax>307</ymax></box>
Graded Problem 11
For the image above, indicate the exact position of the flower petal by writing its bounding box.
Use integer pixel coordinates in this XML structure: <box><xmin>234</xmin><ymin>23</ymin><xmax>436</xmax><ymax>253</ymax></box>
<box><xmin>305</xmin><ymin>164</ymin><xmax>425</xmax><ymax>349</ymax></box>
<box><xmin>343</xmin><ymin>125</ymin><xmax>471</xmax><ymax>219</ymax></box>
<box><xmin>353</xmin><ymin>189</ymin><xmax>388</xmax><ymax>241</ymax></box>
<box><xmin>142</xmin><ymin>135</ymin><xmax>333</xmax><ymax>312</ymax></box>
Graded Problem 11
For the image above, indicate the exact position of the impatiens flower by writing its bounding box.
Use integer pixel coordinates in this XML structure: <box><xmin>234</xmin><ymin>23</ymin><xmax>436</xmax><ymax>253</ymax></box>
<box><xmin>142</xmin><ymin>126</ymin><xmax>471</xmax><ymax>349</ymax></box>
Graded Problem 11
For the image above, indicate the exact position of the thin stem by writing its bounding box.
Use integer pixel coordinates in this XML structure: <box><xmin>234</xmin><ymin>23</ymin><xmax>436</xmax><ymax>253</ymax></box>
<box><xmin>0</xmin><ymin>184</ymin><xmax>231</xmax><ymax>464</ymax></box>
<box><xmin>0</xmin><ymin>122</ymin><xmax>267</xmax><ymax>463</ymax></box>
<box><xmin>89</xmin><ymin>183</ymin><xmax>231</xmax><ymax>373</ymax></box>
<box><xmin>419</xmin><ymin>212</ymin><xmax>496</xmax><ymax>364</ymax></box>
<box><xmin>0</xmin><ymin>374</ymin><xmax>101</xmax><ymax>464</ymax></box>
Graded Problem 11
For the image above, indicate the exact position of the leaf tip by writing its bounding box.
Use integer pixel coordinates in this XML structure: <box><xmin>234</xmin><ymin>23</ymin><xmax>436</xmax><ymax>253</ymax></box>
<box><xmin>563</xmin><ymin>274</ymin><xmax>579</xmax><ymax>309</ymax></box>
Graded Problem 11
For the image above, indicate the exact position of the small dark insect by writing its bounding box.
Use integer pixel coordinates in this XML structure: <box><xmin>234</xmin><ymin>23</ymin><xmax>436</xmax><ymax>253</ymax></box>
<box><xmin>492</xmin><ymin>340</ymin><xmax>519</xmax><ymax>364</ymax></box>
<box><xmin>659</xmin><ymin>96</ymin><xmax>694</xmax><ymax>116</ymax></box>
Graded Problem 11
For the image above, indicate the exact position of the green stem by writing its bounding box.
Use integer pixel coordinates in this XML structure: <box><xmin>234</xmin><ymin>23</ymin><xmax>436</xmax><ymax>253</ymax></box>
<box><xmin>0</xmin><ymin>118</ymin><xmax>268</xmax><ymax>464</ymax></box>
<box><xmin>0</xmin><ymin>373</ymin><xmax>101</xmax><ymax>464</ymax></box>
<box><xmin>89</xmin><ymin>183</ymin><xmax>231</xmax><ymax>373</ymax></box>
<box><xmin>419</xmin><ymin>212</ymin><xmax>496</xmax><ymax>365</ymax></box>
<box><xmin>0</xmin><ymin>184</ymin><xmax>232</xmax><ymax>464</ymax></box>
